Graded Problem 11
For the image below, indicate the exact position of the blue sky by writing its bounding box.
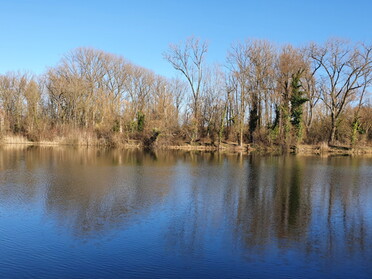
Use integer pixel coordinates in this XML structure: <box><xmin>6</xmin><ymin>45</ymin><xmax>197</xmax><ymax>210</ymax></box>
<box><xmin>0</xmin><ymin>0</ymin><xmax>371</xmax><ymax>77</ymax></box>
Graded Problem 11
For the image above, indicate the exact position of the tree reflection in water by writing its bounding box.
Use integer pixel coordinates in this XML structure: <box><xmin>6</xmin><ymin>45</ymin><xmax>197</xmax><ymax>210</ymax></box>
<box><xmin>0</xmin><ymin>146</ymin><xmax>371</xmax><ymax>263</ymax></box>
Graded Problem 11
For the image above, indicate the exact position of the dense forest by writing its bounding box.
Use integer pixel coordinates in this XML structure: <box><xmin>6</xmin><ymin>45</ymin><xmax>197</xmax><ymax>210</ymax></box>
<box><xmin>0</xmin><ymin>38</ymin><xmax>371</xmax><ymax>150</ymax></box>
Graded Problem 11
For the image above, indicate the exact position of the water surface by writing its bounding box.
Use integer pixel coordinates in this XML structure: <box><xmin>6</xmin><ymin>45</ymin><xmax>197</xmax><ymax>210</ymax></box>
<box><xmin>0</xmin><ymin>146</ymin><xmax>371</xmax><ymax>278</ymax></box>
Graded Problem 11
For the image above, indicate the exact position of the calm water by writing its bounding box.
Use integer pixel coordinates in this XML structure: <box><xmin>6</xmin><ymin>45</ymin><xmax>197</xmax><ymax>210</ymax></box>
<box><xmin>0</xmin><ymin>146</ymin><xmax>371</xmax><ymax>278</ymax></box>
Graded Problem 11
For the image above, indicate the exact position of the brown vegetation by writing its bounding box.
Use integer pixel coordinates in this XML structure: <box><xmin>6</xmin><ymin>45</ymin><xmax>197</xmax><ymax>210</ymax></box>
<box><xmin>0</xmin><ymin>38</ymin><xmax>371</xmax><ymax>153</ymax></box>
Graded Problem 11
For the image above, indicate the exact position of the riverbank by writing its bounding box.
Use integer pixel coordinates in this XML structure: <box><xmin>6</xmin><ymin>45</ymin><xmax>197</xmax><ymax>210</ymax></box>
<box><xmin>164</xmin><ymin>140</ymin><xmax>372</xmax><ymax>155</ymax></box>
<box><xmin>0</xmin><ymin>134</ymin><xmax>141</xmax><ymax>149</ymax></box>
<box><xmin>1</xmin><ymin>134</ymin><xmax>372</xmax><ymax>155</ymax></box>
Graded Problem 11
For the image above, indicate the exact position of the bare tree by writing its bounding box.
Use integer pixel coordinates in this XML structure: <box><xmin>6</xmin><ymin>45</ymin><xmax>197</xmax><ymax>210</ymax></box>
<box><xmin>0</xmin><ymin>72</ymin><xmax>29</xmax><ymax>133</ymax></box>
<box><xmin>351</xmin><ymin>54</ymin><xmax>372</xmax><ymax>145</ymax></box>
<box><xmin>163</xmin><ymin>36</ymin><xmax>208</xmax><ymax>140</ymax></box>
<box><xmin>201</xmin><ymin>65</ymin><xmax>227</xmax><ymax>146</ymax></box>
<box><xmin>245</xmin><ymin>40</ymin><xmax>276</xmax><ymax>141</ymax></box>
<box><xmin>227</xmin><ymin>42</ymin><xmax>250</xmax><ymax>147</ymax></box>
<box><xmin>24</xmin><ymin>79</ymin><xmax>42</xmax><ymax>133</ymax></box>
<box><xmin>168</xmin><ymin>78</ymin><xmax>187</xmax><ymax>129</ymax></box>
<box><xmin>310</xmin><ymin>39</ymin><xmax>372</xmax><ymax>144</ymax></box>
<box><xmin>302</xmin><ymin>45</ymin><xmax>323</xmax><ymax>131</ymax></box>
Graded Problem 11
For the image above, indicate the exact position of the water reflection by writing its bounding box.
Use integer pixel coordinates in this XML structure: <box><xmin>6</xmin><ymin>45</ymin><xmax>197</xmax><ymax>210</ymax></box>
<box><xmin>0</xmin><ymin>147</ymin><xmax>175</xmax><ymax>237</ymax></box>
<box><xmin>0</xmin><ymin>146</ymin><xmax>371</xmax><ymax>277</ymax></box>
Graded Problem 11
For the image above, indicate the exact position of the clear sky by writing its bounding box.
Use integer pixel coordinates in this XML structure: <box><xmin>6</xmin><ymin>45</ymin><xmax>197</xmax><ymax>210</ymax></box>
<box><xmin>0</xmin><ymin>0</ymin><xmax>371</xmax><ymax>77</ymax></box>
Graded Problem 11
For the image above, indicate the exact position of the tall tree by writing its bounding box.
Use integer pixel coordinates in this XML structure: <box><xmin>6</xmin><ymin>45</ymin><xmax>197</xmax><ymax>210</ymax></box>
<box><xmin>163</xmin><ymin>36</ymin><xmax>208</xmax><ymax>141</ymax></box>
<box><xmin>290</xmin><ymin>72</ymin><xmax>308</xmax><ymax>143</ymax></box>
<box><xmin>275</xmin><ymin>45</ymin><xmax>309</xmax><ymax>146</ymax></box>
<box><xmin>227</xmin><ymin>43</ymin><xmax>250</xmax><ymax>147</ymax></box>
<box><xmin>310</xmin><ymin>39</ymin><xmax>372</xmax><ymax>144</ymax></box>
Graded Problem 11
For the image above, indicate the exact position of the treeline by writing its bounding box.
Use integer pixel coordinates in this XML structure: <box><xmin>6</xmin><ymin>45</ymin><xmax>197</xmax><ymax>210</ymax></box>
<box><xmin>0</xmin><ymin>38</ymin><xmax>371</xmax><ymax>148</ymax></box>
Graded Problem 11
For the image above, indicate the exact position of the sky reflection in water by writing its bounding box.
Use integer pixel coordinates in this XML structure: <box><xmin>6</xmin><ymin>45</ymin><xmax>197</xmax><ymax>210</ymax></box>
<box><xmin>0</xmin><ymin>146</ymin><xmax>371</xmax><ymax>278</ymax></box>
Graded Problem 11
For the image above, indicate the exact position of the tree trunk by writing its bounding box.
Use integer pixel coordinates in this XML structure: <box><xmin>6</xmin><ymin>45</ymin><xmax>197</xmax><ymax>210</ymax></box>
<box><xmin>249</xmin><ymin>97</ymin><xmax>259</xmax><ymax>143</ymax></box>
<box><xmin>329</xmin><ymin>115</ymin><xmax>336</xmax><ymax>144</ymax></box>
<box><xmin>306</xmin><ymin>104</ymin><xmax>313</xmax><ymax>129</ymax></box>
<box><xmin>239</xmin><ymin>123</ymin><xmax>243</xmax><ymax>147</ymax></box>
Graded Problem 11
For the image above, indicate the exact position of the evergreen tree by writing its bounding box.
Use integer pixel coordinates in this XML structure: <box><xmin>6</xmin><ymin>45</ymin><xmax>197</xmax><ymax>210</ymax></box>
<box><xmin>290</xmin><ymin>71</ymin><xmax>308</xmax><ymax>144</ymax></box>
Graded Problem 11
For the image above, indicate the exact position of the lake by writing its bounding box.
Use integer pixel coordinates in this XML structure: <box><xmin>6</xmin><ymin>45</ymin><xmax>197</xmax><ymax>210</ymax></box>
<box><xmin>0</xmin><ymin>146</ymin><xmax>371</xmax><ymax>278</ymax></box>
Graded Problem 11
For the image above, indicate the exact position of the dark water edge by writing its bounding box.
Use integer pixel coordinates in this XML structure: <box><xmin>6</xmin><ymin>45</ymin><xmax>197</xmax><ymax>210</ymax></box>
<box><xmin>0</xmin><ymin>146</ymin><xmax>371</xmax><ymax>278</ymax></box>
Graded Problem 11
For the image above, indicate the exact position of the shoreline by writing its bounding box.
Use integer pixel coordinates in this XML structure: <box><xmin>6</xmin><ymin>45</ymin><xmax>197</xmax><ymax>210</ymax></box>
<box><xmin>1</xmin><ymin>136</ymin><xmax>372</xmax><ymax>156</ymax></box>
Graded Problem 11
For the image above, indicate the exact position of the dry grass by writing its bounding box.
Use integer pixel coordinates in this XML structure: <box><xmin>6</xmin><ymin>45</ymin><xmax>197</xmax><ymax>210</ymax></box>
<box><xmin>319</xmin><ymin>142</ymin><xmax>329</xmax><ymax>154</ymax></box>
<box><xmin>0</xmin><ymin>130</ymin><xmax>142</xmax><ymax>149</ymax></box>
<box><xmin>1</xmin><ymin>131</ymin><xmax>371</xmax><ymax>155</ymax></box>
<box><xmin>1</xmin><ymin>135</ymin><xmax>32</xmax><ymax>144</ymax></box>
